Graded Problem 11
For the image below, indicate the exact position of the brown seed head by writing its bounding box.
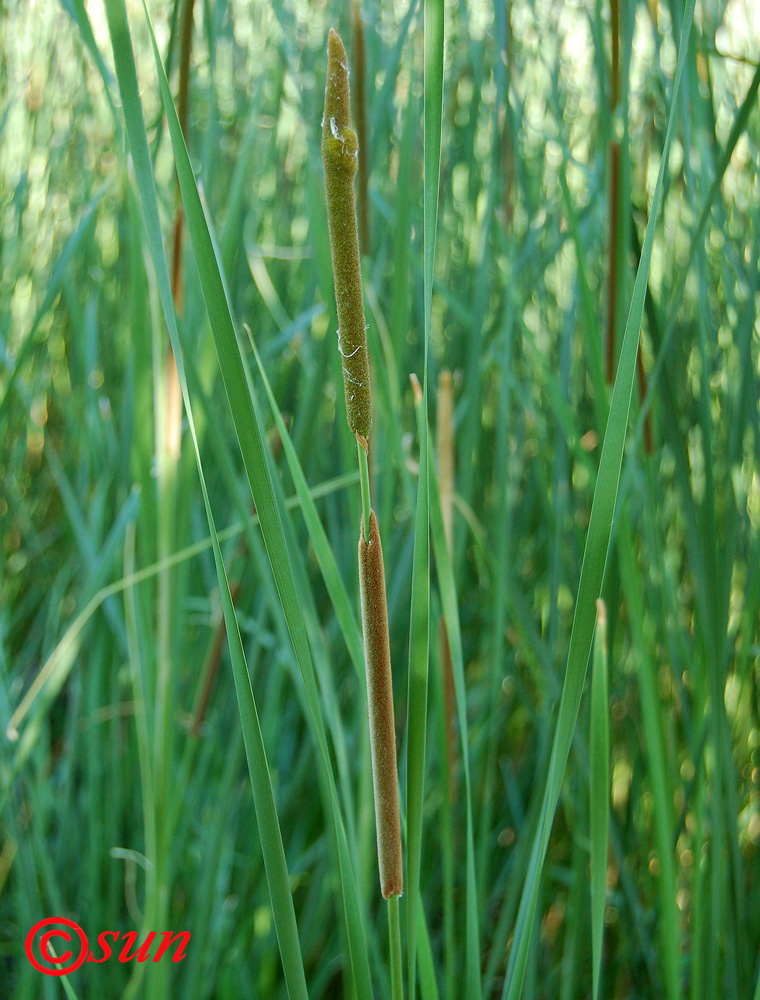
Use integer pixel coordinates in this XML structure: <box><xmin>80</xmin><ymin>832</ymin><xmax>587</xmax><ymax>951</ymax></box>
<box><xmin>358</xmin><ymin>510</ymin><xmax>403</xmax><ymax>898</ymax></box>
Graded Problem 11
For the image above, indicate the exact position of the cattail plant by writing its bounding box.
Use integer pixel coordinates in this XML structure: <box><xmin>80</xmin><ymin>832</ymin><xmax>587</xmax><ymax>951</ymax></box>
<box><xmin>322</xmin><ymin>25</ymin><xmax>404</xmax><ymax>996</ymax></box>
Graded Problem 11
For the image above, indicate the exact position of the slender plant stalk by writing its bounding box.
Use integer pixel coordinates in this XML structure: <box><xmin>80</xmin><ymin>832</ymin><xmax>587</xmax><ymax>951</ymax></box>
<box><xmin>358</xmin><ymin>438</ymin><xmax>371</xmax><ymax>544</ymax></box>
<box><xmin>322</xmin><ymin>26</ymin><xmax>404</xmax><ymax>996</ymax></box>
<box><xmin>436</xmin><ymin>368</ymin><xmax>457</xmax><ymax>995</ymax></box>
<box><xmin>590</xmin><ymin>598</ymin><xmax>609</xmax><ymax>1000</ymax></box>
<box><xmin>436</xmin><ymin>370</ymin><xmax>454</xmax><ymax>554</ymax></box>
<box><xmin>606</xmin><ymin>141</ymin><xmax>620</xmax><ymax>384</ymax></box>
<box><xmin>388</xmin><ymin>894</ymin><xmax>404</xmax><ymax>1000</ymax></box>
<box><xmin>436</xmin><ymin>369</ymin><xmax>456</xmax><ymax>802</ymax></box>
<box><xmin>171</xmin><ymin>0</ymin><xmax>195</xmax><ymax>313</ymax></box>
<box><xmin>606</xmin><ymin>0</ymin><xmax>620</xmax><ymax>386</ymax></box>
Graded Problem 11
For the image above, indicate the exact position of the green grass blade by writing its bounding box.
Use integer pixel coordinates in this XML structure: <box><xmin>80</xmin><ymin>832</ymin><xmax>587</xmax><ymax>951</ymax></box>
<box><xmin>406</xmin><ymin>2</ymin><xmax>444</xmax><ymax>995</ymax></box>
<box><xmin>417</xmin><ymin>899</ymin><xmax>441</xmax><ymax>1000</ymax></box>
<box><xmin>102</xmin><ymin>2</ymin><xmax>309</xmax><ymax>995</ymax></box>
<box><xmin>590</xmin><ymin>600</ymin><xmax>609</xmax><ymax>1000</ymax></box>
<box><xmin>423</xmin><ymin>0</ymin><xmax>444</xmax><ymax>324</ymax></box>
<box><xmin>406</xmin><ymin>377</ymin><xmax>431</xmax><ymax>1000</ymax></box>
<box><xmin>502</xmin><ymin>1</ymin><xmax>696</xmax><ymax>996</ymax></box>
<box><xmin>389</xmin><ymin>894</ymin><xmax>404</xmax><ymax>1000</ymax></box>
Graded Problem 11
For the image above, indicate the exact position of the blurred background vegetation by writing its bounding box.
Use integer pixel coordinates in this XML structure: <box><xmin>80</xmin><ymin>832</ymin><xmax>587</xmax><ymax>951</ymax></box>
<box><xmin>1</xmin><ymin>0</ymin><xmax>760</xmax><ymax>997</ymax></box>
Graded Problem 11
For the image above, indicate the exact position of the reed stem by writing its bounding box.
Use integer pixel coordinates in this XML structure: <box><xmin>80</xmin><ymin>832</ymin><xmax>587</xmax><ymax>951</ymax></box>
<box><xmin>358</xmin><ymin>436</ymin><xmax>371</xmax><ymax>542</ymax></box>
<box><xmin>388</xmin><ymin>894</ymin><xmax>404</xmax><ymax>1000</ymax></box>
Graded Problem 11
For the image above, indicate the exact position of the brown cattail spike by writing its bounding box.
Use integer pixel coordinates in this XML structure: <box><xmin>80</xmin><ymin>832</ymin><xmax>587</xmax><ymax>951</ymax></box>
<box><xmin>358</xmin><ymin>510</ymin><xmax>403</xmax><ymax>898</ymax></box>
<box><xmin>322</xmin><ymin>28</ymin><xmax>372</xmax><ymax>440</ymax></box>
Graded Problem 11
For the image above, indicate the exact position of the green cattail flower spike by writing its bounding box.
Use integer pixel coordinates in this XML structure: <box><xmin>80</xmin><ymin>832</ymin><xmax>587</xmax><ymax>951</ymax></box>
<box><xmin>359</xmin><ymin>509</ymin><xmax>403</xmax><ymax>899</ymax></box>
<box><xmin>322</xmin><ymin>27</ymin><xmax>372</xmax><ymax>441</ymax></box>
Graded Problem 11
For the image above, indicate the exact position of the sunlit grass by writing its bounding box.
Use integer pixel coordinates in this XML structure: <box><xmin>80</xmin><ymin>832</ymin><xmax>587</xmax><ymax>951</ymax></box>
<box><xmin>2</xmin><ymin>0</ymin><xmax>760</xmax><ymax>997</ymax></box>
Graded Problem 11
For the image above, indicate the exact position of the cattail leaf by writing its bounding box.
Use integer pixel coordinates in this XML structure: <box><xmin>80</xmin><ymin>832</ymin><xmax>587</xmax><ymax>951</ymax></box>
<box><xmin>102</xmin><ymin>2</ymin><xmax>309</xmax><ymax>997</ymax></box>
<box><xmin>590</xmin><ymin>599</ymin><xmax>609</xmax><ymax>1000</ymax></box>
<box><xmin>407</xmin><ymin>0</ymin><xmax>444</xmax><ymax>992</ymax></box>
<box><xmin>418</xmin><ymin>899</ymin><xmax>441</xmax><ymax>1000</ymax></box>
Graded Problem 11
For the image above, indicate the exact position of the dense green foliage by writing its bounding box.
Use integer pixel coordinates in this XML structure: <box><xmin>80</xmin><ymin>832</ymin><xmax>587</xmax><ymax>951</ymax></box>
<box><xmin>2</xmin><ymin>0</ymin><xmax>760</xmax><ymax>997</ymax></box>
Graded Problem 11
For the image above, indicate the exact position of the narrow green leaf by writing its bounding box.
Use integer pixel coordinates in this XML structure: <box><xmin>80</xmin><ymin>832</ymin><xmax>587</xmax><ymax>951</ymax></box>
<box><xmin>103</xmin><ymin>2</ymin><xmax>309</xmax><ymax>995</ymax></box>
<box><xmin>406</xmin><ymin>376</ymin><xmax>431</xmax><ymax>1000</ymax></box>
<box><xmin>417</xmin><ymin>899</ymin><xmax>441</xmax><ymax>1000</ymax></box>
<box><xmin>407</xmin><ymin>0</ymin><xmax>444</xmax><ymax>993</ymax></box>
<box><xmin>590</xmin><ymin>599</ymin><xmax>609</xmax><ymax>1000</ymax></box>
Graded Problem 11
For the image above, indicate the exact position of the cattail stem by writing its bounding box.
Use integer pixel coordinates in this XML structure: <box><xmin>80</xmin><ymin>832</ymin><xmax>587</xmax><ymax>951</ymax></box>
<box><xmin>322</xmin><ymin>28</ymin><xmax>372</xmax><ymax>440</ymax></box>
<box><xmin>359</xmin><ymin>510</ymin><xmax>403</xmax><ymax>899</ymax></box>
<box><xmin>387</xmin><ymin>894</ymin><xmax>403</xmax><ymax>1000</ymax></box>
<box><xmin>357</xmin><ymin>435</ymin><xmax>371</xmax><ymax>541</ymax></box>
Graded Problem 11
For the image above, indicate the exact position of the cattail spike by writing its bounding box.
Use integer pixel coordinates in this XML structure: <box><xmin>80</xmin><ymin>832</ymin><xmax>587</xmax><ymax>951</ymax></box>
<box><xmin>322</xmin><ymin>28</ymin><xmax>372</xmax><ymax>440</ymax></box>
<box><xmin>359</xmin><ymin>510</ymin><xmax>403</xmax><ymax>898</ymax></box>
